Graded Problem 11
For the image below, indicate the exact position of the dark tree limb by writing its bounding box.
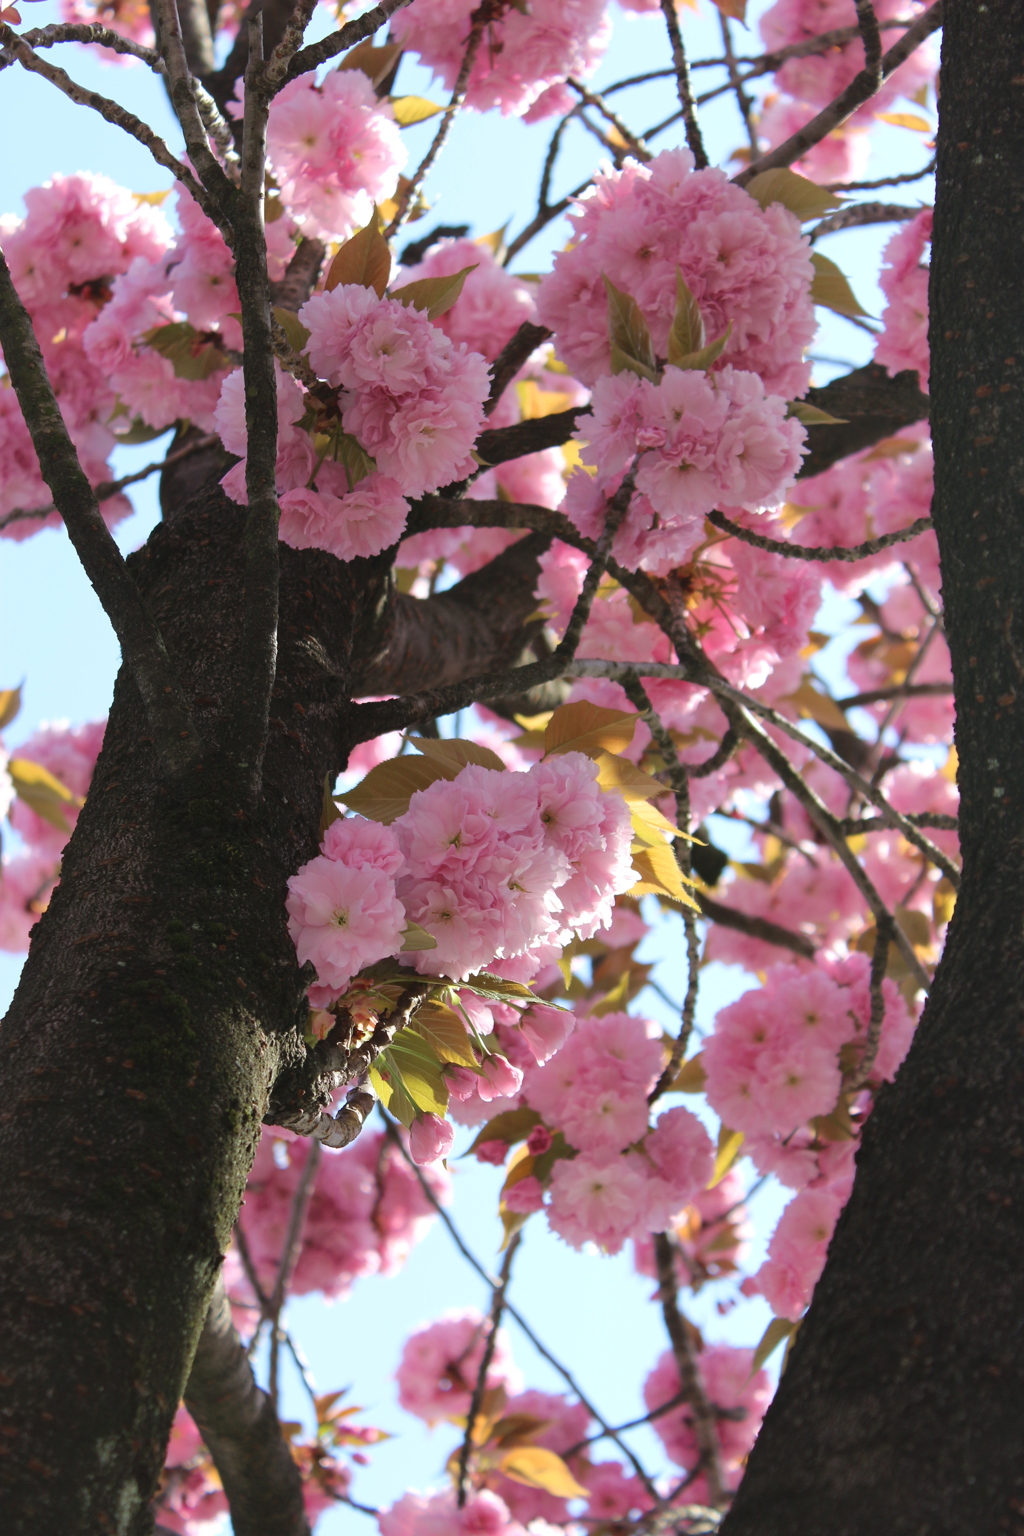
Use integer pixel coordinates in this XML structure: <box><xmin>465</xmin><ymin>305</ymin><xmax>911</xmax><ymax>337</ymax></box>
<box><xmin>485</xmin><ymin>322</ymin><xmax>553</xmax><ymax>416</ymax></box>
<box><xmin>0</xmin><ymin>245</ymin><xmax>202</xmax><ymax>779</ymax></box>
<box><xmin>184</xmin><ymin>1275</ymin><xmax>310</xmax><ymax>1536</ymax></box>
<box><xmin>282</xmin><ymin>0</ymin><xmax>414</xmax><ymax>87</ymax></box>
<box><xmin>708</xmin><ymin>509</ymin><xmax>933</xmax><ymax>562</ymax></box>
<box><xmin>695</xmin><ymin>894</ymin><xmax>817</xmax><ymax>960</ymax></box>
<box><xmin>797</xmin><ymin>363</ymin><xmax>930</xmax><ymax>478</ymax></box>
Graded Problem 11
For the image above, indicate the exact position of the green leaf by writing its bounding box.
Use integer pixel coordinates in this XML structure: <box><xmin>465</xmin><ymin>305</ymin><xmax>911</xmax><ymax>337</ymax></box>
<box><xmin>325</xmin><ymin>210</ymin><xmax>391</xmax><ymax>297</ymax></box>
<box><xmin>670</xmin><ymin>320</ymin><xmax>733</xmax><ymax>374</ymax></box>
<box><xmin>0</xmin><ymin>685</ymin><xmax>22</xmax><ymax>731</ymax></box>
<box><xmin>744</xmin><ymin>167</ymin><xmax>843</xmax><ymax>221</ymax></box>
<box><xmin>390</xmin><ymin>264</ymin><xmax>478</xmax><ymax>321</ymax></box>
<box><xmin>383</xmin><ymin>1033</ymin><xmax>449</xmax><ymax>1117</ymax></box>
<box><xmin>273</xmin><ymin>306</ymin><xmax>311</xmax><ymax>354</ymax></box>
<box><xmin>602</xmin><ymin>274</ymin><xmax>658</xmax><ymax>382</ymax></box>
<box><xmin>320</xmin><ymin>428</ymin><xmax>377</xmax><ymax>489</ymax></box>
<box><xmin>400</xmin><ymin>922</ymin><xmax>438</xmax><ymax>952</ymax></box>
<box><xmin>407</xmin><ymin>735</ymin><xmax>506</xmax><ymax>773</ymax></box>
<box><xmin>9</xmin><ymin>756</ymin><xmax>79</xmax><ymax>834</ymax></box>
<box><xmin>467</xmin><ymin>1106</ymin><xmax>541</xmax><ymax>1154</ymax></box>
<box><xmin>667</xmin><ymin>269</ymin><xmax>705</xmax><ymax>364</ymax></box>
<box><xmin>339</xmin><ymin>755</ymin><xmax>452</xmax><ymax>823</ymax></box>
<box><xmin>338</xmin><ymin>39</ymin><xmax>402</xmax><ymax>87</ymax></box>
<box><xmin>809</xmin><ymin>252</ymin><xmax>871</xmax><ymax>318</ymax></box>
<box><xmin>462</xmin><ymin>973</ymin><xmax>539</xmax><ymax>1002</ymax></box>
<box><xmin>390</xmin><ymin>94</ymin><xmax>444</xmax><ymax>126</ymax></box>
<box><xmin>143</xmin><ymin>321</ymin><xmax>229</xmax><ymax>381</ymax></box>
<box><xmin>787</xmin><ymin>399</ymin><xmax>848</xmax><ymax>426</ymax></box>
<box><xmin>709</xmin><ymin>1124</ymin><xmax>745</xmax><ymax>1188</ymax></box>
<box><xmin>750</xmin><ymin>1315</ymin><xmax>797</xmax><ymax>1377</ymax></box>
<box><xmin>544</xmin><ymin>701</ymin><xmax>639</xmax><ymax>759</ymax></box>
<box><xmin>411</xmin><ymin>1003</ymin><xmax>479</xmax><ymax>1069</ymax></box>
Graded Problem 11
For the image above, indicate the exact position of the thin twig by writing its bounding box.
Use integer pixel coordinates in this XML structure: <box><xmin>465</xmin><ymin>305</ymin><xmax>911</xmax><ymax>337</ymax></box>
<box><xmin>282</xmin><ymin>0</ymin><xmax>415</xmax><ymax>86</ymax></box>
<box><xmin>659</xmin><ymin>0</ymin><xmax>708</xmax><ymax>169</ymax></box>
<box><xmin>566</xmin><ymin>75</ymin><xmax>651</xmax><ymax>160</ymax></box>
<box><xmin>267</xmin><ymin>1139</ymin><xmax>321</xmax><ymax>1410</ymax></box>
<box><xmin>719</xmin><ymin>13</ymin><xmax>759</xmax><ymax>157</ymax></box>
<box><xmin>0</xmin><ymin>244</ymin><xmax>201</xmax><ymax>778</ymax></box>
<box><xmin>7</xmin><ymin>20</ymin><xmax>161</xmax><ymax>63</ymax></box>
<box><xmin>653</xmin><ymin>1232</ymin><xmax>725</xmax><ymax>1506</ymax></box>
<box><xmin>378</xmin><ymin>1108</ymin><xmax>660</xmax><ymax>1499</ymax></box>
<box><xmin>152</xmin><ymin>0</ymin><xmax>236</xmax><ymax>228</ymax></box>
<box><xmin>825</xmin><ymin>156</ymin><xmax>935</xmax><ymax>192</ymax></box>
<box><xmin>384</xmin><ymin>10</ymin><xmax>485</xmax><ymax>238</ymax></box>
<box><xmin>838</xmin><ymin>682</ymin><xmax>951</xmax><ymax>709</ymax></box>
<box><xmin>456</xmin><ymin>1232</ymin><xmax>520</xmax><ymax>1506</ymax></box>
<box><xmin>734</xmin><ymin>3</ymin><xmax>943</xmax><ymax>187</ymax></box>
<box><xmin>708</xmin><ymin>509</ymin><xmax>933</xmax><ymax>563</ymax></box>
<box><xmin>849</xmin><ymin>911</ymin><xmax>895</xmax><ymax>1089</ymax></box>
<box><xmin>811</xmin><ymin>201</ymin><xmax>924</xmax><ymax>240</ymax></box>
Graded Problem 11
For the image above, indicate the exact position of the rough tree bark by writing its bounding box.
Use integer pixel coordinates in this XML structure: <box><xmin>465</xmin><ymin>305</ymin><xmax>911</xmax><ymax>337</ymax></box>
<box><xmin>0</xmin><ymin>483</ymin><xmax>547</xmax><ymax>1532</ymax></box>
<box><xmin>720</xmin><ymin>3</ymin><xmax>1024</xmax><ymax>1531</ymax></box>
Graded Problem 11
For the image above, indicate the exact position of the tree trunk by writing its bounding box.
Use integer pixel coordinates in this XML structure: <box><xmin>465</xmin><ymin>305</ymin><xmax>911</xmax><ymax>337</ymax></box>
<box><xmin>720</xmin><ymin>3</ymin><xmax>1024</xmax><ymax>1530</ymax></box>
<box><xmin>0</xmin><ymin>489</ymin><xmax>377</xmax><ymax>1530</ymax></box>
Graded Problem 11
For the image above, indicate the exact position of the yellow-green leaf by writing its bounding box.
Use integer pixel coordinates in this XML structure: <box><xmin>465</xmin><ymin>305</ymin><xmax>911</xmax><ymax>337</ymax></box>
<box><xmin>144</xmin><ymin>321</ymin><xmax>228</xmax><ymax>381</ymax></box>
<box><xmin>325</xmin><ymin>211</ymin><xmax>391</xmax><ymax>297</ymax></box>
<box><xmin>750</xmin><ymin>1315</ymin><xmax>796</xmax><ymax>1376</ymax></box>
<box><xmin>390</xmin><ymin>264</ymin><xmax>478</xmax><ymax>321</ymax></box>
<box><xmin>809</xmin><ymin>252</ymin><xmax>871</xmax><ymax>318</ymax></box>
<box><xmin>589</xmin><ymin>968</ymin><xmax>632</xmax><ymax>1015</ymax></box>
<box><xmin>340</xmin><ymin>755</ymin><xmax>451</xmax><ymax>823</ymax></box>
<box><xmin>602</xmin><ymin>274</ymin><xmax>658</xmax><ymax>382</ymax></box>
<box><xmin>788</xmin><ymin>399</ymin><xmax>848</xmax><ymax>426</ymax></box>
<box><xmin>400</xmin><ymin>922</ymin><xmax>438</xmax><ymax>952</ymax></box>
<box><xmin>594</xmin><ymin>751</ymin><xmax>668</xmax><ymax>804</ymax></box>
<box><xmin>9</xmin><ymin>756</ymin><xmax>79</xmax><ymax>834</ymax></box>
<box><xmin>412</xmin><ymin>1004</ymin><xmax>478</xmax><ymax>1069</ymax></box>
<box><xmin>475</xmin><ymin>222</ymin><xmax>510</xmax><ymax>258</ymax></box>
<box><xmin>670</xmin><ymin>320</ymin><xmax>733</xmax><ymax>374</ymax></box>
<box><xmin>273</xmin><ymin>306</ymin><xmax>311</xmax><ymax>355</ymax></box>
<box><xmin>408</xmin><ymin>735</ymin><xmax>506</xmax><ymax>773</ymax></box>
<box><xmin>379</xmin><ymin>1035</ymin><xmax>448</xmax><ymax>1119</ymax></box>
<box><xmin>876</xmin><ymin>111</ymin><xmax>933</xmax><ymax>132</ymax></box>
<box><xmin>133</xmin><ymin>189</ymin><xmax>171</xmax><ymax>206</ymax></box>
<box><xmin>780</xmin><ymin>677</ymin><xmax>851</xmax><ymax>735</ymax></box>
<box><xmin>0</xmin><ymin>685</ymin><xmax>21</xmax><ymax>731</ymax></box>
<box><xmin>709</xmin><ymin>1124</ymin><xmax>745</xmax><ymax>1188</ymax></box>
<box><xmin>667</xmin><ymin>269</ymin><xmax>705</xmax><ymax>364</ymax></box>
<box><xmin>467</xmin><ymin>1106</ymin><xmax>541</xmax><ymax>1153</ymax></box>
<box><xmin>498</xmin><ymin>1446</ymin><xmax>589</xmax><ymax>1499</ymax></box>
<box><xmin>745</xmin><ymin>167</ymin><xmax>843</xmax><ymax>221</ymax></box>
<box><xmin>390</xmin><ymin>94</ymin><xmax>444</xmax><ymax>126</ymax></box>
<box><xmin>338</xmin><ymin>39</ymin><xmax>402</xmax><ymax>87</ymax></box>
<box><xmin>544</xmin><ymin>702</ymin><xmax>639</xmax><ymax>759</ymax></box>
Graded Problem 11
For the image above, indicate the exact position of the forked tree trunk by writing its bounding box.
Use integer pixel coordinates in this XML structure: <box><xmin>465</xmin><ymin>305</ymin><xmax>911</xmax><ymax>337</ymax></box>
<box><xmin>720</xmin><ymin>3</ymin><xmax>1024</xmax><ymax>1529</ymax></box>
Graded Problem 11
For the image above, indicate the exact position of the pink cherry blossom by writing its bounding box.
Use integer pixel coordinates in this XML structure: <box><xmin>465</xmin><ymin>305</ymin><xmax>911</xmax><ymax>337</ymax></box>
<box><xmin>409</xmin><ymin>1113</ymin><xmax>455</xmax><ymax>1166</ymax></box>
<box><xmin>750</xmin><ymin>1183</ymin><xmax>847</xmax><ymax>1320</ymax></box>
<box><xmin>285</xmin><ymin>855</ymin><xmax>406</xmax><ymax>992</ymax></box>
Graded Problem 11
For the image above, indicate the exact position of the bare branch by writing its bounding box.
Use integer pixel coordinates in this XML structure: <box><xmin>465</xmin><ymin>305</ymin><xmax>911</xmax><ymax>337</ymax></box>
<box><xmin>708</xmin><ymin>509</ymin><xmax>933</xmax><ymax>562</ymax></box>
<box><xmin>262</xmin><ymin>0</ymin><xmax>319</xmax><ymax>89</ymax></box>
<box><xmin>811</xmin><ymin>201</ymin><xmax>924</xmax><ymax>240</ymax></box>
<box><xmin>719</xmin><ymin>13</ymin><xmax>759</xmax><ymax>157</ymax></box>
<box><xmin>267</xmin><ymin>1139</ymin><xmax>321</xmax><ymax>1410</ymax></box>
<box><xmin>0</xmin><ymin>243</ymin><xmax>201</xmax><ymax>778</ymax></box>
<box><xmin>282</xmin><ymin>0</ymin><xmax>415</xmax><ymax>87</ymax></box>
<box><xmin>566</xmin><ymin>75</ymin><xmax>652</xmax><ymax>160</ymax></box>
<box><xmin>734</xmin><ymin>3</ymin><xmax>943</xmax><ymax>186</ymax></box>
<box><xmin>4</xmin><ymin>20</ymin><xmax>160</xmax><ymax>64</ymax></box>
<box><xmin>659</xmin><ymin>0</ymin><xmax>708</xmax><ymax>169</ymax></box>
<box><xmin>485</xmin><ymin>322</ymin><xmax>554</xmax><ymax>415</ymax></box>
<box><xmin>456</xmin><ymin>1233</ymin><xmax>520</xmax><ymax>1506</ymax></box>
<box><xmin>184</xmin><ymin>1275</ymin><xmax>311</xmax><ymax>1536</ymax></box>
<box><xmin>653</xmin><ymin>1231</ymin><xmax>726</xmax><ymax>1506</ymax></box>
<box><xmin>696</xmin><ymin>893</ymin><xmax>817</xmax><ymax>961</ymax></box>
<box><xmin>825</xmin><ymin>157</ymin><xmax>935</xmax><ymax>192</ymax></box>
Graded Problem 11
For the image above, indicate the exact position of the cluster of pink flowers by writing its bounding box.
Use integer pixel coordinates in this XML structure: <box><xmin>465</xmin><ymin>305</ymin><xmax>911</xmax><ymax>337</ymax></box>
<box><xmin>0</xmin><ymin>716</ymin><xmax>106</xmax><ymax>954</ymax></box>
<box><xmin>874</xmin><ymin>209</ymin><xmax>932</xmax><ymax>390</ymax></box>
<box><xmin>236</xmin><ymin>1126</ymin><xmax>449</xmax><ymax>1301</ymax></box>
<box><xmin>565</xmin><ymin>363</ymin><xmax>806</xmax><ymax>574</ymax></box>
<box><xmin>393</xmin><ymin>237</ymin><xmax>537</xmax><ymax>362</ymax></box>
<box><xmin>286</xmin><ymin>754</ymin><xmax>635</xmax><ymax>993</ymax></box>
<box><xmin>0</xmin><ymin>173</ymin><xmax>170</xmax><ymax>539</ymax></box>
<box><xmin>644</xmin><ymin>1344</ymin><xmax>772</xmax><ymax>1498</ymax></box>
<box><xmin>392</xmin><ymin>0</ymin><xmax>610</xmax><ymax>119</ymax></box>
<box><xmin>537</xmin><ymin>148</ymin><xmax>815</xmax><ymax>398</ymax></box>
<box><xmin>264</xmin><ymin>69</ymin><xmax>406</xmax><ymax>244</ymax></box>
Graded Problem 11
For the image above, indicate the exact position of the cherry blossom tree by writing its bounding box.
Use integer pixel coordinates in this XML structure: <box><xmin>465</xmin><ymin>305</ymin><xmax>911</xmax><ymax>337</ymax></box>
<box><xmin>4</xmin><ymin>0</ymin><xmax>1019</xmax><ymax>1532</ymax></box>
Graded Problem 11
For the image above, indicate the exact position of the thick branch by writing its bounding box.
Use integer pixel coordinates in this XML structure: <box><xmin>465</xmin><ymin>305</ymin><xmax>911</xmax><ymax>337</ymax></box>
<box><xmin>282</xmin><ymin>0</ymin><xmax>414</xmax><ymax>86</ymax></box>
<box><xmin>0</xmin><ymin>245</ymin><xmax>201</xmax><ymax>778</ymax></box>
<box><xmin>184</xmin><ymin>1276</ymin><xmax>310</xmax><ymax>1536</ymax></box>
<box><xmin>797</xmin><ymin>363</ymin><xmax>930</xmax><ymax>478</ymax></box>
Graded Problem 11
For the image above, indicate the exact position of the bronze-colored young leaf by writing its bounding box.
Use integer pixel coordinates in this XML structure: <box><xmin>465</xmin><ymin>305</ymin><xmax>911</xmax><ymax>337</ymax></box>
<box><xmin>602</xmin><ymin>273</ymin><xmax>658</xmax><ymax>381</ymax></box>
<box><xmin>498</xmin><ymin>1446</ymin><xmax>589</xmax><ymax>1499</ymax></box>
<box><xmin>466</xmin><ymin>1105</ymin><xmax>541</xmax><ymax>1154</ymax></box>
<box><xmin>745</xmin><ymin>167</ymin><xmax>843</xmax><ymax>221</ymax></box>
<box><xmin>0</xmin><ymin>684</ymin><xmax>22</xmax><ymax>731</ymax></box>
<box><xmin>407</xmin><ymin>735</ymin><xmax>506</xmax><ymax>773</ymax></box>
<box><xmin>390</xmin><ymin>264</ymin><xmax>478</xmax><ymax>321</ymax></box>
<box><xmin>544</xmin><ymin>701</ymin><xmax>639</xmax><ymax>759</ymax></box>
<box><xmin>667</xmin><ymin>269</ymin><xmax>706</xmax><ymax>364</ymax></box>
<box><xmin>668</xmin><ymin>1052</ymin><xmax>707</xmax><ymax>1094</ymax></box>
<box><xmin>750</xmin><ymin>1315</ymin><xmax>796</xmax><ymax>1377</ymax></box>
<box><xmin>338</xmin><ymin>39</ymin><xmax>402</xmax><ymax>87</ymax></box>
<box><xmin>339</xmin><ymin>755</ymin><xmax>451</xmax><ymax>823</ymax></box>
<box><xmin>711</xmin><ymin>0</ymin><xmax>747</xmax><ymax>18</ymax></box>
<box><xmin>628</xmin><ymin>843</ymin><xmax>701</xmax><ymax>910</ymax></box>
<box><xmin>325</xmin><ymin>211</ymin><xmax>391</xmax><ymax>297</ymax></box>
<box><xmin>809</xmin><ymin>252</ymin><xmax>871</xmax><ymax>318</ymax></box>
<box><xmin>390</xmin><ymin>95</ymin><xmax>444</xmax><ymax>126</ymax></box>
